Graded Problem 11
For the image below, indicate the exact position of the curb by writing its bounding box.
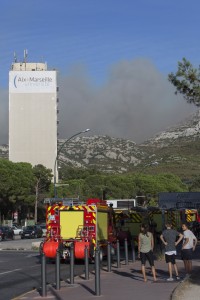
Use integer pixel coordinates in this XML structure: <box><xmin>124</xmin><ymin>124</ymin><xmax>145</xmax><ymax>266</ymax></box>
<box><xmin>171</xmin><ymin>277</ymin><xmax>190</xmax><ymax>300</ymax></box>
<box><xmin>0</xmin><ymin>241</ymin><xmax>41</xmax><ymax>251</ymax></box>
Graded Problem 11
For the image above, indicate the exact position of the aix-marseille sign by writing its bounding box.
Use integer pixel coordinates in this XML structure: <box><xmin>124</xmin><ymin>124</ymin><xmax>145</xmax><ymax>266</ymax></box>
<box><xmin>158</xmin><ymin>192</ymin><xmax>200</xmax><ymax>210</ymax></box>
<box><xmin>9</xmin><ymin>71</ymin><xmax>56</xmax><ymax>93</ymax></box>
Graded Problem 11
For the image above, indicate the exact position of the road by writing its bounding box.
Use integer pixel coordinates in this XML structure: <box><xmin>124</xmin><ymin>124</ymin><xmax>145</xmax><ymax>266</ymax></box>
<box><xmin>0</xmin><ymin>237</ymin><xmax>93</xmax><ymax>300</ymax></box>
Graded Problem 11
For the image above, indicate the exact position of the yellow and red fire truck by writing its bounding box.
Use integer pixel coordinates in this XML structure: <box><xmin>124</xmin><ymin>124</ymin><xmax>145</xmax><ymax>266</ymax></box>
<box><xmin>40</xmin><ymin>198</ymin><xmax>117</xmax><ymax>261</ymax></box>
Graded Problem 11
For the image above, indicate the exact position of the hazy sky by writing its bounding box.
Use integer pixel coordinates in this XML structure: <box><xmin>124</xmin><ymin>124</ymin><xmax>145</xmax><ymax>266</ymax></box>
<box><xmin>0</xmin><ymin>0</ymin><xmax>199</xmax><ymax>144</ymax></box>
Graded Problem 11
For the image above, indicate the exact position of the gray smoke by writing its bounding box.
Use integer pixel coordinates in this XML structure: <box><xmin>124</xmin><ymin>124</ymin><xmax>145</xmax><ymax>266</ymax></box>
<box><xmin>58</xmin><ymin>59</ymin><xmax>196</xmax><ymax>143</ymax></box>
<box><xmin>0</xmin><ymin>58</ymin><xmax>196</xmax><ymax>145</ymax></box>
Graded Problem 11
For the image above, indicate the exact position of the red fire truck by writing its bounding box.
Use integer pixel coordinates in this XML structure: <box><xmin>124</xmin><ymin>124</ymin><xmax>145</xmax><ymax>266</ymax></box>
<box><xmin>40</xmin><ymin>198</ymin><xmax>117</xmax><ymax>261</ymax></box>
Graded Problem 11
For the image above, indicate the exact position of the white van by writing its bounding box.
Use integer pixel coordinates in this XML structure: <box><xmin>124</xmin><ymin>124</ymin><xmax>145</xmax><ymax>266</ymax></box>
<box><xmin>106</xmin><ymin>199</ymin><xmax>136</xmax><ymax>209</ymax></box>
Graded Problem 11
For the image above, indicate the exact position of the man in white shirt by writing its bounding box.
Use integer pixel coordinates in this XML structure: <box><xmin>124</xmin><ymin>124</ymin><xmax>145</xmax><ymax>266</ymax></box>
<box><xmin>181</xmin><ymin>222</ymin><xmax>197</xmax><ymax>275</ymax></box>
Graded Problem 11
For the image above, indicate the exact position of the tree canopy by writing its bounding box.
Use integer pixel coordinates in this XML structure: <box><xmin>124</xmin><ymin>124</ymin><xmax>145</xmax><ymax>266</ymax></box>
<box><xmin>168</xmin><ymin>58</ymin><xmax>200</xmax><ymax>106</ymax></box>
<box><xmin>168</xmin><ymin>57</ymin><xmax>200</xmax><ymax>106</ymax></box>
<box><xmin>32</xmin><ymin>164</ymin><xmax>52</xmax><ymax>223</ymax></box>
<box><xmin>0</xmin><ymin>159</ymin><xmax>34</xmax><ymax>220</ymax></box>
<box><xmin>0</xmin><ymin>159</ymin><xmax>52</xmax><ymax>223</ymax></box>
<box><xmin>0</xmin><ymin>159</ymin><xmax>194</xmax><ymax>222</ymax></box>
<box><xmin>54</xmin><ymin>168</ymin><xmax>188</xmax><ymax>206</ymax></box>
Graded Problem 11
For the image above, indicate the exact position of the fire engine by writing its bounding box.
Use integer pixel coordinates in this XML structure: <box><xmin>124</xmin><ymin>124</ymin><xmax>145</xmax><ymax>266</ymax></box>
<box><xmin>40</xmin><ymin>198</ymin><xmax>117</xmax><ymax>261</ymax></box>
<box><xmin>109</xmin><ymin>201</ymin><xmax>199</xmax><ymax>245</ymax></box>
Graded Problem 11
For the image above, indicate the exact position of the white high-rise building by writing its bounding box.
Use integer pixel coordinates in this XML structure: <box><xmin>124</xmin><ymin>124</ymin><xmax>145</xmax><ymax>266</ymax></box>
<box><xmin>9</xmin><ymin>59</ymin><xmax>58</xmax><ymax>176</ymax></box>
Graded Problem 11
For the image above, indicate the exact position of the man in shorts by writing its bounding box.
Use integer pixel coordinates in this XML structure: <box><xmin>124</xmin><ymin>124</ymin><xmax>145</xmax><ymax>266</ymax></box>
<box><xmin>160</xmin><ymin>223</ymin><xmax>183</xmax><ymax>281</ymax></box>
<box><xmin>181</xmin><ymin>222</ymin><xmax>197</xmax><ymax>275</ymax></box>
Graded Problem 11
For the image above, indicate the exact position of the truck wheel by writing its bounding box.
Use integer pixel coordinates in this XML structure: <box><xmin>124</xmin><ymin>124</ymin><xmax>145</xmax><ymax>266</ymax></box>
<box><xmin>110</xmin><ymin>246</ymin><xmax>115</xmax><ymax>256</ymax></box>
<box><xmin>99</xmin><ymin>247</ymin><xmax>103</xmax><ymax>262</ymax></box>
<box><xmin>89</xmin><ymin>244</ymin><xmax>95</xmax><ymax>264</ymax></box>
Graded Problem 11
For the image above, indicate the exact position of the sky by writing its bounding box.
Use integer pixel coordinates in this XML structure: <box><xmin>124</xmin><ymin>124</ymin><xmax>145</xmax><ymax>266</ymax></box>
<box><xmin>0</xmin><ymin>0</ymin><xmax>199</xmax><ymax>144</ymax></box>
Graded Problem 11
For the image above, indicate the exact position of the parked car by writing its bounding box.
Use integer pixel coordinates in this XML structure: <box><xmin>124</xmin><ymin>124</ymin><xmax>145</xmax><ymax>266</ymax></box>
<box><xmin>21</xmin><ymin>225</ymin><xmax>43</xmax><ymax>239</ymax></box>
<box><xmin>39</xmin><ymin>224</ymin><xmax>47</xmax><ymax>237</ymax></box>
<box><xmin>0</xmin><ymin>226</ymin><xmax>14</xmax><ymax>241</ymax></box>
<box><xmin>12</xmin><ymin>225</ymin><xmax>23</xmax><ymax>235</ymax></box>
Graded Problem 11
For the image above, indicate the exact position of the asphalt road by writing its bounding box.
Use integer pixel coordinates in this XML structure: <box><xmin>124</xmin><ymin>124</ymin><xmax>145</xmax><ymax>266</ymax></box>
<box><xmin>0</xmin><ymin>236</ymin><xmax>93</xmax><ymax>300</ymax></box>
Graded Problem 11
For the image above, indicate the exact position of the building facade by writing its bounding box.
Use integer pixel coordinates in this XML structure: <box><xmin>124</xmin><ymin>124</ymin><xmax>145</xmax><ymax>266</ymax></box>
<box><xmin>9</xmin><ymin>61</ymin><xmax>58</xmax><ymax>176</ymax></box>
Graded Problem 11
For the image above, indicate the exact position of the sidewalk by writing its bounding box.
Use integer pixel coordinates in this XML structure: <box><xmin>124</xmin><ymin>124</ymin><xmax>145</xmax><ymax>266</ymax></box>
<box><xmin>14</xmin><ymin>259</ymin><xmax>200</xmax><ymax>300</ymax></box>
<box><xmin>171</xmin><ymin>265</ymin><xmax>200</xmax><ymax>300</ymax></box>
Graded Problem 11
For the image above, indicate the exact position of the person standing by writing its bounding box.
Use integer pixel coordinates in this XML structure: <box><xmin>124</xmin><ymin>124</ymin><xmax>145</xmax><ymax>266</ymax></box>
<box><xmin>138</xmin><ymin>223</ymin><xmax>157</xmax><ymax>282</ymax></box>
<box><xmin>181</xmin><ymin>222</ymin><xmax>197</xmax><ymax>275</ymax></box>
<box><xmin>160</xmin><ymin>223</ymin><xmax>183</xmax><ymax>281</ymax></box>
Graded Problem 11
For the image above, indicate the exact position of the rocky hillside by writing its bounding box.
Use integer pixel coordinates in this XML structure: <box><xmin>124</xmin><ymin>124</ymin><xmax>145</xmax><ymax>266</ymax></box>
<box><xmin>57</xmin><ymin>135</ymin><xmax>146</xmax><ymax>173</ymax></box>
<box><xmin>140</xmin><ymin>109</ymin><xmax>200</xmax><ymax>178</ymax></box>
<box><xmin>1</xmin><ymin>110</ymin><xmax>200</xmax><ymax>177</ymax></box>
<box><xmin>144</xmin><ymin>109</ymin><xmax>200</xmax><ymax>147</ymax></box>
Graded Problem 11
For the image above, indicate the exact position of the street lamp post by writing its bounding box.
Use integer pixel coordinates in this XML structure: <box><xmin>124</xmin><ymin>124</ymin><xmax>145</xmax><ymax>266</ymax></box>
<box><xmin>54</xmin><ymin>129</ymin><xmax>90</xmax><ymax>198</ymax></box>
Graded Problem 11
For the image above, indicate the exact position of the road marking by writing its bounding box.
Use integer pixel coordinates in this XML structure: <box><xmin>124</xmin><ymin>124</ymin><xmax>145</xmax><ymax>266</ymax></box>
<box><xmin>0</xmin><ymin>268</ymin><xmax>21</xmax><ymax>275</ymax></box>
<box><xmin>25</xmin><ymin>253</ymin><xmax>39</xmax><ymax>258</ymax></box>
<box><xmin>28</xmin><ymin>265</ymin><xmax>40</xmax><ymax>269</ymax></box>
<box><xmin>0</xmin><ymin>265</ymin><xmax>40</xmax><ymax>276</ymax></box>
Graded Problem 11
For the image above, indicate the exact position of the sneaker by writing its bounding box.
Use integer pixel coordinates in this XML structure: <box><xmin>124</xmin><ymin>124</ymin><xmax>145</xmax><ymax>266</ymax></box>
<box><xmin>176</xmin><ymin>276</ymin><xmax>180</xmax><ymax>280</ymax></box>
<box><xmin>167</xmin><ymin>277</ymin><xmax>174</xmax><ymax>281</ymax></box>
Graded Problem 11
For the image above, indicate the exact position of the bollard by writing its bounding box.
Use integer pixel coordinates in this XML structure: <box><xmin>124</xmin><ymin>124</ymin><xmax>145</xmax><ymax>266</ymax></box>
<box><xmin>55</xmin><ymin>249</ymin><xmax>60</xmax><ymax>290</ymax></box>
<box><xmin>70</xmin><ymin>242</ymin><xmax>74</xmax><ymax>285</ymax></box>
<box><xmin>41</xmin><ymin>252</ymin><xmax>47</xmax><ymax>297</ymax></box>
<box><xmin>116</xmin><ymin>240</ymin><xmax>121</xmax><ymax>268</ymax></box>
<box><xmin>84</xmin><ymin>245</ymin><xmax>89</xmax><ymax>280</ymax></box>
<box><xmin>107</xmin><ymin>242</ymin><xmax>111</xmax><ymax>272</ymax></box>
<box><xmin>131</xmin><ymin>238</ymin><xmax>136</xmax><ymax>262</ymax></box>
<box><xmin>124</xmin><ymin>238</ymin><xmax>129</xmax><ymax>265</ymax></box>
<box><xmin>95</xmin><ymin>247</ymin><xmax>101</xmax><ymax>296</ymax></box>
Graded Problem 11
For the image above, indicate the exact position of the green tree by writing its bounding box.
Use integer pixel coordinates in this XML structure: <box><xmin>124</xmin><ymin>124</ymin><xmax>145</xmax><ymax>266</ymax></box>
<box><xmin>59</xmin><ymin>166</ymin><xmax>101</xmax><ymax>180</ymax></box>
<box><xmin>168</xmin><ymin>57</ymin><xmax>200</xmax><ymax>106</ymax></box>
<box><xmin>32</xmin><ymin>164</ymin><xmax>52</xmax><ymax>223</ymax></box>
<box><xmin>188</xmin><ymin>175</ymin><xmax>200</xmax><ymax>191</ymax></box>
<box><xmin>48</xmin><ymin>165</ymin><xmax>188</xmax><ymax>206</ymax></box>
<box><xmin>132</xmin><ymin>173</ymin><xmax>186</xmax><ymax>207</ymax></box>
<box><xmin>0</xmin><ymin>159</ymin><xmax>34</xmax><ymax>220</ymax></box>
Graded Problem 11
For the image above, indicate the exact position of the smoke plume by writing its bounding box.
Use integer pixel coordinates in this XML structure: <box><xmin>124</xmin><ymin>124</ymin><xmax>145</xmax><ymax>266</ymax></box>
<box><xmin>0</xmin><ymin>58</ymin><xmax>196</xmax><ymax>145</ymax></box>
<box><xmin>58</xmin><ymin>59</ymin><xmax>196</xmax><ymax>143</ymax></box>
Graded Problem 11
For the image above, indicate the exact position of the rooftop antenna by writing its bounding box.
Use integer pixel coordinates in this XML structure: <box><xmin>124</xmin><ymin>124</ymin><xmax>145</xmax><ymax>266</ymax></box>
<box><xmin>23</xmin><ymin>49</ymin><xmax>28</xmax><ymax>70</ymax></box>
<box><xmin>13</xmin><ymin>51</ymin><xmax>17</xmax><ymax>63</ymax></box>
